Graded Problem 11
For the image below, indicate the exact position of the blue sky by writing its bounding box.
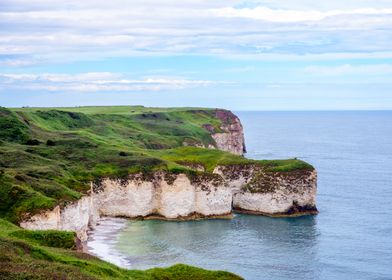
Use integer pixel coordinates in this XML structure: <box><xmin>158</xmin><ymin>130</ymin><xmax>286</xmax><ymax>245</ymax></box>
<box><xmin>1</xmin><ymin>0</ymin><xmax>392</xmax><ymax>110</ymax></box>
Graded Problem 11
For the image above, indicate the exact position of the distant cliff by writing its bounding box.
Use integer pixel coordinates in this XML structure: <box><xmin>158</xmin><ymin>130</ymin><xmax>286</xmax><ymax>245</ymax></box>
<box><xmin>201</xmin><ymin>109</ymin><xmax>246</xmax><ymax>155</ymax></box>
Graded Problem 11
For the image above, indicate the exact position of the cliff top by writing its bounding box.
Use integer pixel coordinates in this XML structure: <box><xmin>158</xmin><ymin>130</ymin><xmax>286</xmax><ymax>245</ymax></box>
<box><xmin>0</xmin><ymin>106</ymin><xmax>313</xmax><ymax>223</ymax></box>
<box><xmin>10</xmin><ymin>105</ymin><xmax>218</xmax><ymax>115</ymax></box>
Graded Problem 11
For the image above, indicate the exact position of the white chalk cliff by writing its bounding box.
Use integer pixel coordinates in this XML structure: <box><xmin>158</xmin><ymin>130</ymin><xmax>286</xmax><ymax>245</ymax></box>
<box><xmin>20</xmin><ymin>112</ymin><xmax>317</xmax><ymax>242</ymax></box>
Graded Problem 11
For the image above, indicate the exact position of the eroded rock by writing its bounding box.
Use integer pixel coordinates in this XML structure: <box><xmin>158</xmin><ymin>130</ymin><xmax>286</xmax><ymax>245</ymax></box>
<box><xmin>20</xmin><ymin>167</ymin><xmax>317</xmax><ymax>242</ymax></box>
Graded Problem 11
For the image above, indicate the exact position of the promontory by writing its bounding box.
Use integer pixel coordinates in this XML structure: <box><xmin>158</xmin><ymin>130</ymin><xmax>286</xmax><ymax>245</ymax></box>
<box><xmin>0</xmin><ymin>106</ymin><xmax>317</xmax><ymax>279</ymax></box>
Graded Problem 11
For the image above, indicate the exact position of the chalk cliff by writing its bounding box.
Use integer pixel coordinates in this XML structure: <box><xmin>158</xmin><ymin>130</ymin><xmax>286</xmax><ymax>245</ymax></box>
<box><xmin>19</xmin><ymin>109</ymin><xmax>317</xmax><ymax>242</ymax></box>
<box><xmin>20</xmin><ymin>166</ymin><xmax>317</xmax><ymax>242</ymax></box>
<box><xmin>20</xmin><ymin>196</ymin><xmax>98</xmax><ymax>242</ymax></box>
<box><xmin>214</xmin><ymin>165</ymin><xmax>318</xmax><ymax>216</ymax></box>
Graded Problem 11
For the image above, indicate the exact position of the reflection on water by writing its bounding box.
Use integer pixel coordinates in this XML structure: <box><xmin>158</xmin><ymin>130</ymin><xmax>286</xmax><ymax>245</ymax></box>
<box><xmin>108</xmin><ymin>214</ymin><xmax>319</xmax><ymax>280</ymax></box>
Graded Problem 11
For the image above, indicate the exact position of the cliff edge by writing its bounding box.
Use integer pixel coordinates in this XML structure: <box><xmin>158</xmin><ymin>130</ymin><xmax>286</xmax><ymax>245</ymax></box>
<box><xmin>202</xmin><ymin>109</ymin><xmax>246</xmax><ymax>155</ymax></box>
<box><xmin>20</xmin><ymin>165</ymin><xmax>317</xmax><ymax>242</ymax></box>
<box><xmin>0</xmin><ymin>106</ymin><xmax>317</xmax><ymax>243</ymax></box>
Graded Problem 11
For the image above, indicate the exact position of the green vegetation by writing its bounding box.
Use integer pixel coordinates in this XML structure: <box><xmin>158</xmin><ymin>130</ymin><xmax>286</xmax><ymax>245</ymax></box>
<box><xmin>10</xmin><ymin>229</ymin><xmax>77</xmax><ymax>249</ymax></box>
<box><xmin>0</xmin><ymin>105</ymin><xmax>312</xmax><ymax>222</ymax></box>
<box><xmin>0</xmin><ymin>105</ymin><xmax>313</xmax><ymax>279</ymax></box>
<box><xmin>0</xmin><ymin>107</ymin><xmax>29</xmax><ymax>143</ymax></box>
<box><xmin>153</xmin><ymin>146</ymin><xmax>313</xmax><ymax>173</ymax></box>
<box><xmin>0</xmin><ymin>219</ymin><xmax>241</xmax><ymax>279</ymax></box>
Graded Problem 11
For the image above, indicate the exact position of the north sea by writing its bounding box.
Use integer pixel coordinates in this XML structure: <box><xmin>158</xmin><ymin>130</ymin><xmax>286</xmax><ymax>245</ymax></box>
<box><xmin>87</xmin><ymin>111</ymin><xmax>392</xmax><ymax>280</ymax></box>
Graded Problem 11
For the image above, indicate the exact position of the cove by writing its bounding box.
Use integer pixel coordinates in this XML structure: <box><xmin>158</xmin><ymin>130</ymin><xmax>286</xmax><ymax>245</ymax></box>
<box><xmin>86</xmin><ymin>214</ymin><xmax>319</xmax><ymax>280</ymax></box>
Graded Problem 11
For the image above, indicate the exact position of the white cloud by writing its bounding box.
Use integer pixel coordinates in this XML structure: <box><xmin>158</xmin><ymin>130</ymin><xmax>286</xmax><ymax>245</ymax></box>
<box><xmin>0</xmin><ymin>0</ymin><xmax>392</xmax><ymax>64</ymax></box>
<box><xmin>210</xmin><ymin>7</ymin><xmax>392</xmax><ymax>23</ymax></box>
<box><xmin>0</xmin><ymin>72</ymin><xmax>226</xmax><ymax>92</ymax></box>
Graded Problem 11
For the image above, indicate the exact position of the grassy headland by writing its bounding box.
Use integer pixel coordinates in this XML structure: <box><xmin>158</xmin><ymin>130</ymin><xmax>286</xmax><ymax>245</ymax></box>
<box><xmin>0</xmin><ymin>105</ymin><xmax>313</xmax><ymax>279</ymax></box>
<box><xmin>0</xmin><ymin>106</ymin><xmax>313</xmax><ymax>223</ymax></box>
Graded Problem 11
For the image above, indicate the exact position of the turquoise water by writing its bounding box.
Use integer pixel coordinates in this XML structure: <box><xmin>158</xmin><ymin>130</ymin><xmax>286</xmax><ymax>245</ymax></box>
<box><xmin>88</xmin><ymin>111</ymin><xmax>392</xmax><ymax>280</ymax></box>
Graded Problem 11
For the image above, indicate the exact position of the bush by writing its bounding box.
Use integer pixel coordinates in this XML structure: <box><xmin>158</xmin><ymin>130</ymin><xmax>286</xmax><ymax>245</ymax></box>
<box><xmin>25</xmin><ymin>139</ymin><xmax>41</xmax><ymax>146</ymax></box>
<box><xmin>46</xmin><ymin>140</ymin><xmax>56</xmax><ymax>146</ymax></box>
<box><xmin>10</xmin><ymin>230</ymin><xmax>76</xmax><ymax>249</ymax></box>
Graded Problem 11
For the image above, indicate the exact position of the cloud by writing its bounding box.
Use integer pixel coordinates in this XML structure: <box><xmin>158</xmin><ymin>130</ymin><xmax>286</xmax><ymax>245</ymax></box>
<box><xmin>210</xmin><ymin>7</ymin><xmax>392</xmax><ymax>23</ymax></box>
<box><xmin>0</xmin><ymin>72</ymin><xmax>227</xmax><ymax>92</ymax></box>
<box><xmin>0</xmin><ymin>0</ymin><xmax>392</xmax><ymax>65</ymax></box>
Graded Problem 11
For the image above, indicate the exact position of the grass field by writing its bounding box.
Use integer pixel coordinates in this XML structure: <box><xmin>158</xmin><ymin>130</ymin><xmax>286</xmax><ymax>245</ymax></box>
<box><xmin>0</xmin><ymin>105</ymin><xmax>312</xmax><ymax>279</ymax></box>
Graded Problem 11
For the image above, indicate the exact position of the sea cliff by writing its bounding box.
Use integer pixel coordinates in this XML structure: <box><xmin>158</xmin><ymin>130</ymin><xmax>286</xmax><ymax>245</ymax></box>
<box><xmin>0</xmin><ymin>106</ymin><xmax>317</xmax><ymax>244</ymax></box>
<box><xmin>21</xmin><ymin>165</ymin><xmax>317</xmax><ymax>242</ymax></box>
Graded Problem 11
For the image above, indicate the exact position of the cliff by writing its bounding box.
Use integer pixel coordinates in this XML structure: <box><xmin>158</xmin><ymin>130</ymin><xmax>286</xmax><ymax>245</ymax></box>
<box><xmin>203</xmin><ymin>110</ymin><xmax>246</xmax><ymax>155</ymax></box>
<box><xmin>21</xmin><ymin>166</ymin><xmax>317</xmax><ymax>242</ymax></box>
<box><xmin>0</xmin><ymin>105</ymin><xmax>317</xmax><ymax>243</ymax></box>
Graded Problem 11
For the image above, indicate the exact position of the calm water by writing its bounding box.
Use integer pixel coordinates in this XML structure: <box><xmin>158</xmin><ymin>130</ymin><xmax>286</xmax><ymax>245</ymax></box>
<box><xmin>87</xmin><ymin>111</ymin><xmax>392</xmax><ymax>280</ymax></box>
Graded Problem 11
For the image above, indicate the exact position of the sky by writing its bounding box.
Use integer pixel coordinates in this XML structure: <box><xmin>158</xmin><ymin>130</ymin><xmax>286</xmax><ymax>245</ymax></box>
<box><xmin>1</xmin><ymin>0</ymin><xmax>392</xmax><ymax>110</ymax></box>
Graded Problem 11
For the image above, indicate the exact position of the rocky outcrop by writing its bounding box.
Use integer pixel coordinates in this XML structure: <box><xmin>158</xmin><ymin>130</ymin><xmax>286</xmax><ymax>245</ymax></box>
<box><xmin>200</xmin><ymin>110</ymin><xmax>246</xmax><ymax>155</ymax></box>
<box><xmin>233</xmin><ymin>170</ymin><xmax>317</xmax><ymax>216</ymax></box>
<box><xmin>19</xmin><ymin>196</ymin><xmax>99</xmax><ymax>242</ymax></box>
<box><xmin>211</xmin><ymin>110</ymin><xmax>246</xmax><ymax>155</ymax></box>
<box><xmin>214</xmin><ymin>165</ymin><xmax>318</xmax><ymax>216</ymax></box>
<box><xmin>20</xmin><ymin>167</ymin><xmax>317</xmax><ymax>242</ymax></box>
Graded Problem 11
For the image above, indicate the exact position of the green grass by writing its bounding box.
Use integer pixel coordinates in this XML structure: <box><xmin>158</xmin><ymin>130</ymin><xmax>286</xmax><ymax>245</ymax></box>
<box><xmin>0</xmin><ymin>105</ymin><xmax>313</xmax><ymax>279</ymax></box>
<box><xmin>0</xmin><ymin>106</ymin><xmax>313</xmax><ymax>223</ymax></box>
<box><xmin>0</xmin><ymin>219</ymin><xmax>241</xmax><ymax>280</ymax></box>
<box><xmin>10</xmin><ymin>229</ymin><xmax>77</xmax><ymax>249</ymax></box>
<box><xmin>153</xmin><ymin>146</ymin><xmax>313</xmax><ymax>173</ymax></box>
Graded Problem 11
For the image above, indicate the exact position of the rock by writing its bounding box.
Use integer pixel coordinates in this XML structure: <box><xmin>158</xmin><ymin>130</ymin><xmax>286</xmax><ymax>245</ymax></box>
<box><xmin>232</xmin><ymin>169</ymin><xmax>318</xmax><ymax>217</ymax></box>
<box><xmin>19</xmin><ymin>196</ymin><xmax>98</xmax><ymax>242</ymax></box>
<box><xmin>93</xmin><ymin>173</ymin><xmax>232</xmax><ymax>220</ymax></box>
<box><xmin>211</xmin><ymin>110</ymin><xmax>246</xmax><ymax>155</ymax></box>
<box><xmin>20</xmin><ymin>167</ymin><xmax>317</xmax><ymax>241</ymax></box>
<box><xmin>190</xmin><ymin>109</ymin><xmax>246</xmax><ymax>155</ymax></box>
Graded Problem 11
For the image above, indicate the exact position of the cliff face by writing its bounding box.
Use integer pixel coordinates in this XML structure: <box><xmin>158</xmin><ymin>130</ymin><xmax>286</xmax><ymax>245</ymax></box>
<box><xmin>92</xmin><ymin>173</ymin><xmax>232</xmax><ymax>220</ymax></box>
<box><xmin>215</xmin><ymin>166</ymin><xmax>318</xmax><ymax>216</ymax></box>
<box><xmin>19</xmin><ymin>196</ymin><xmax>98</xmax><ymax>242</ymax></box>
<box><xmin>20</xmin><ymin>167</ymin><xmax>317</xmax><ymax>241</ymax></box>
<box><xmin>208</xmin><ymin>110</ymin><xmax>246</xmax><ymax>155</ymax></box>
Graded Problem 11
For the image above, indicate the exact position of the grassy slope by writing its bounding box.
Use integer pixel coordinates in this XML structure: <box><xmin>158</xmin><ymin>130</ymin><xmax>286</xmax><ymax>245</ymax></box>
<box><xmin>0</xmin><ymin>105</ymin><xmax>312</xmax><ymax>279</ymax></box>
<box><xmin>1</xmin><ymin>106</ymin><xmax>313</xmax><ymax>223</ymax></box>
<box><xmin>0</xmin><ymin>219</ymin><xmax>241</xmax><ymax>280</ymax></box>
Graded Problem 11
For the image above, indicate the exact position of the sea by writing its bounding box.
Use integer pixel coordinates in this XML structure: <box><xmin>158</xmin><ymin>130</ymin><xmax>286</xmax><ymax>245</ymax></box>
<box><xmin>87</xmin><ymin>111</ymin><xmax>392</xmax><ymax>280</ymax></box>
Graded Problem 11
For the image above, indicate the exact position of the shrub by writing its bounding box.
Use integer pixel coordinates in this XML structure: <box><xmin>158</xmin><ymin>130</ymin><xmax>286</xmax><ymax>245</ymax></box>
<box><xmin>25</xmin><ymin>139</ymin><xmax>41</xmax><ymax>146</ymax></box>
<box><xmin>10</xmin><ymin>230</ymin><xmax>76</xmax><ymax>249</ymax></box>
<box><xmin>46</xmin><ymin>140</ymin><xmax>56</xmax><ymax>146</ymax></box>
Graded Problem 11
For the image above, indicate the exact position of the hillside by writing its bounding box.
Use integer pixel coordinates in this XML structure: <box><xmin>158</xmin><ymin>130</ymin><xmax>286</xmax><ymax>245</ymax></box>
<box><xmin>0</xmin><ymin>106</ymin><xmax>313</xmax><ymax>223</ymax></box>
<box><xmin>0</xmin><ymin>218</ymin><xmax>241</xmax><ymax>279</ymax></box>
<box><xmin>0</xmin><ymin>105</ymin><xmax>314</xmax><ymax>279</ymax></box>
